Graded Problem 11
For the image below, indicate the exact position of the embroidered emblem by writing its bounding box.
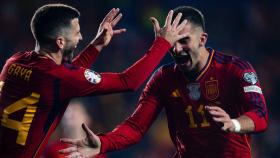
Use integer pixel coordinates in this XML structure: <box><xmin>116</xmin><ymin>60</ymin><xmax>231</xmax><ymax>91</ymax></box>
<box><xmin>187</xmin><ymin>83</ymin><xmax>201</xmax><ymax>101</ymax></box>
<box><xmin>205</xmin><ymin>80</ymin><xmax>219</xmax><ymax>100</ymax></box>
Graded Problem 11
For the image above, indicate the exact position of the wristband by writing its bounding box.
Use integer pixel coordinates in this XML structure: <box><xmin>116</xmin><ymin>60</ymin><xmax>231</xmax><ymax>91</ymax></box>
<box><xmin>231</xmin><ymin>119</ymin><xmax>241</xmax><ymax>132</ymax></box>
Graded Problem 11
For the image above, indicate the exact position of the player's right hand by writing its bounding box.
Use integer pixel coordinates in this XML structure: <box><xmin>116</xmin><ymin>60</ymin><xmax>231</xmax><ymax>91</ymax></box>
<box><xmin>91</xmin><ymin>8</ymin><xmax>126</xmax><ymax>52</ymax></box>
<box><xmin>59</xmin><ymin>123</ymin><xmax>101</xmax><ymax>158</ymax></box>
<box><xmin>150</xmin><ymin>10</ymin><xmax>188</xmax><ymax>46</ymax></box>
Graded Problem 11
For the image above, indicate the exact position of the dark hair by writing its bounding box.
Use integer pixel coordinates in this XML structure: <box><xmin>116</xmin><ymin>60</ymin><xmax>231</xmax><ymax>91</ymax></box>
<box><xmin>173</xmin><ymin>6</ymin><xmax>205</xmax><ymax>31</ymax></box>
<box><xmin>30</xmin><ymin>4</ymin><xmax>80</xmax><ymax>45</ymax></box>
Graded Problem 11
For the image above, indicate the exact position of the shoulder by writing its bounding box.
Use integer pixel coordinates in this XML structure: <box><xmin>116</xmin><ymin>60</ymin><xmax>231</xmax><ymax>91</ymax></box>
<box><xmin>161</xmin><ymin>62</ymin><xmax>176</xmax><ymax>74</ymax></box>
<box><xmin>214</xmin><ymin>50</ymin><xmax>254</xmax><ymax>71</ymax></box>
<box><xmin>151</xmin><ymin>62</ymin><xmax>176</xmax><ymax>78</ymax></box>
<box><xmin>147</xmin><ymin>62</ymin><xmax>176</xmax><ymax>85</ymax></box>
<box><xmin>213</xmin><ymin>51</ymin><xmax>258</xmax><ymax>85</ymax></box>
<box><xmin>6</xmin><ymin>51</ymin><xmax>27</xmax><ymax>63</ymax></box>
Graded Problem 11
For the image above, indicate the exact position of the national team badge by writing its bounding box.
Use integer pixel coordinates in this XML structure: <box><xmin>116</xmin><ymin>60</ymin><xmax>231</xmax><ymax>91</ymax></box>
<box><xmin>187</xmin><ymin>83</ymin><xmax>201</xmax><ymax>101</ymax></box>
<box><xmin>205</xmin><ymin>80</ymin><xmax>219</xmax><ymax>100</ymax></box>
<box><xmin>243</xmin><ymin>72</ymin><xmax>258</xmax><ymax>85</ymax></box>
<box><xmin>84</xmin><ymin>69</ymin><xmax>101</xmax><ymax>84</ymax></box>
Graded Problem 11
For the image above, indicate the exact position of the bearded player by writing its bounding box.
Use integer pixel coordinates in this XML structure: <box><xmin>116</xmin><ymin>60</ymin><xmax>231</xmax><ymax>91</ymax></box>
<box><xmin>0</xmin><ymin>4</ymin><xmax>188</xmax><ymax>158</ymax></box>
<box><xmin>60</xmin><ymin>6</ymin><xmax>268</xmax><ymax>158</ymax></box>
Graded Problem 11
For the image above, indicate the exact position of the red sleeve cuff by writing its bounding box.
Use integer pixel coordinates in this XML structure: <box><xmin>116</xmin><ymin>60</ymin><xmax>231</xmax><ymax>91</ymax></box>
<box><xmin>81</xmin><ymin>44</ymin><xmax>100</xmax><ymax>58</ymax></box>
<box><xmin>244</xmin><ymin>111</ymin><xmax>268</xmax><ymax>132</ymax></box>
<box><xmin>72</xmin><ymin>44</ymin><xmax>100</xmax><ymax>68</ymax></box>
<box><xmin>152</xmin><ymin>37</ymin><xmax>171</xmax><ymax>51</ymax></box>
<box><xmin>98</xmin><ymin>134</ymin><xmax>111</xmax><ymax>154</ymax></box>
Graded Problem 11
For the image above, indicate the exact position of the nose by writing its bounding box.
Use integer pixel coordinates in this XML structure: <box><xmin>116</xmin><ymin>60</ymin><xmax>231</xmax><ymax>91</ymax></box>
<box><xmin>79</xmin><ymin>33</ymin><xmax>83</xmax><ymax>41</ymax></box>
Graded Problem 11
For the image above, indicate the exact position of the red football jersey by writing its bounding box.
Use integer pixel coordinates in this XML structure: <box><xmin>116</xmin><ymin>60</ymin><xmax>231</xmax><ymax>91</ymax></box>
<box><xmin>0</xmin><ymin>37</ymin><xmax>171</xmax><ymax>158</ymax></box>
<box><xmin>99</xmin><ymin>48</ymin><xmax>268</xmax><ymax>158</ymax></box>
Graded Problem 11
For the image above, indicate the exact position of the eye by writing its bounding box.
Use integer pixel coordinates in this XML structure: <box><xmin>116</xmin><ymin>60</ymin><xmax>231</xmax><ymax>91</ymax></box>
<box><xmin>76</xmin><ymin>31</ymin><xmax>81</xmax><ymax>35</ymax></box>
<box><xmin>178</xmin><ymin>37</ymin><xmax>189</xmax><ymax>44</ymax></box>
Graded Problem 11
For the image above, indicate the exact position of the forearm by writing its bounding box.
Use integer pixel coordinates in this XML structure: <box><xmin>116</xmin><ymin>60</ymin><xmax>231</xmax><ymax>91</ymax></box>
<box><xmin>244</xmin><ymin>109</ymin><xmax>268</xmax><ymax>132</ymax></box>
<box><xmin>233</xmin><ymin>115</ymin><xmax>255</xmax><ymax>133</ymax></box>
<box><xmin>90</xmin><ymin>40</ymin><xmax>104</xmax><ymax>53</ymax></box>
<box><xmin>98</xmin><ymin>121</ymin><xmax>144</xmax><ymax>153</ymax></box>
<box><xmin>72</xmin><ymin>44</ymin><xmax>100</xmax><ymax>68</ymax></box>
<box><xmin>118</xmin><ymin>37</ymin><xmax>170</xmax><ymax>91</ymax></box>
<box><xmin>98</xmin><ymin>94</ymin><xmax>163</xmax><ymax>153</ymax></box>
<box><xmin>232</xmin><ymin>112</ymin><xmax>268</xmax><ymax>133</ymax></box>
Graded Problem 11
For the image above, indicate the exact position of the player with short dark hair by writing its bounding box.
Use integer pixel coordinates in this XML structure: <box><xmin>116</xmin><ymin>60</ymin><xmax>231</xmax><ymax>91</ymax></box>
<box><xmin>31</xmin><ymin>4</ymin><xmax>81</xmax><ymax>46</ymax></box>
<box><xmin>60</xmin><ymin>6</ymin><xmax>268</xmax><ymax>158</ymax></box>
<box><xmin>173</xmin><ymin>6</ymin><xmax>205</xmax><ymax>31</ymax></box>
<box><xmin>0</xmin><ymin>3</ymin><xmax>188</xmax><ymax>158</ymax></box>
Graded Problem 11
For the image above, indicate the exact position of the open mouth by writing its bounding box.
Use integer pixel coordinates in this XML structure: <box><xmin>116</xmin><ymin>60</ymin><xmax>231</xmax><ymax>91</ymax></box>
<box><xmin>174</xmin><ymin>52</ymin><xmax>191</xmax><ymax>65</ymax></box>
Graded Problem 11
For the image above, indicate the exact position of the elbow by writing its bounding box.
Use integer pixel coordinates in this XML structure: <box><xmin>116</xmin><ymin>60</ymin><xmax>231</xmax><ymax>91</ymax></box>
<box><xmin>254</xmin><ymin>119</ymin><xmax>268</xmax><ymax>133</ymax></box>
<box><xmin>125</xmin><ymin>76</ymin><xmax>142</xmax><ymax>91</ymax></box>
<box><xmin>245</xmin><ymin>111</ymin><xmax>268</xmax><ymax>133</ymax></box>
<box><xmin>120</xmin><ymin>73</ymin><xmax>142</xmax><ymax>91</ymax></box>
<box><xmin>122</xmin><ymin>83</ymin><xmax>139</xmax><ymax>92</ymax></box>
<box><xmin>130</xmin><ymin>131</ymin><xmax>145</xmax><ymax>145</ymax></box>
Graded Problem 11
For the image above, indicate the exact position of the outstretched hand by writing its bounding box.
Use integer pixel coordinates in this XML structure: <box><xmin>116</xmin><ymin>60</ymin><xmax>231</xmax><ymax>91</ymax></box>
<box><xmin>150</xmin><ymin>10</ymin><xmax>188</xmax><ymax>46</ymax></box>
<box><xmin>92</xmin><ymin>8</ymin><xmax>126</xmax><ymax>51</ymax></box>
<box><xmin>59</xmin><ymin>123</ymin><xmax>101</xmax><ymax>158</ymax></box>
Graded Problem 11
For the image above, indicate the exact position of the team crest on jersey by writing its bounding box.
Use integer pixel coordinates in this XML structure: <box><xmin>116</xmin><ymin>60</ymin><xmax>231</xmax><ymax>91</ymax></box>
<box><xmin>84</xmin><ymin>69</ymin><xmax>101</xmax><ymax>84</ymax></box>
<box><xmin>205</xmin><ymin>80</ymin><xmax>219</xmax><ymax>100</ymax></box>
<box><xmin>187</xmin><ymin>83</ymin><xmax>201</xmax><ymax>101</ymax></box>
<box><xmin>243</xmin><ymin>72</ymin><xmax>258</xmax><ymax>85</ymax></box>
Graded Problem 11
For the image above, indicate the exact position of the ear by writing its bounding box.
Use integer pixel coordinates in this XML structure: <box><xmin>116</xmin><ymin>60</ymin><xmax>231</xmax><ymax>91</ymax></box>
<box><xmin>199</xmin><ymin>32</ymin><xmax>208</xmax><ymax>47</ymax></box>
<box><xmin>56</xmin><ymin>36</ymin><xmax>65</xmax><ymax>49</ymax></box>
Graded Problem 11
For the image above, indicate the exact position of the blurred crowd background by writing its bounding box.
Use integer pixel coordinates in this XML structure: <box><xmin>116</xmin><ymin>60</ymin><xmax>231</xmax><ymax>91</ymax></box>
<box><xmin>0</xmin><ymin>0</ymin><xmax>279</xmax><ymax>158</ymax></box>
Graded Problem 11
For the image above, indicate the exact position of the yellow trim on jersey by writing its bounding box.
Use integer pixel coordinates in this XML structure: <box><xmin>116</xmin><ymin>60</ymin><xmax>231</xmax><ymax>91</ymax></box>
<box><xmin>196</xmin><ymin>49</ymin><xmax>214</xmax><ymax>81</ymax></box>
<box><xmin>171</xmin><ymin>89</ymin><xmax>181</xmax><ymax>97</ymax></box>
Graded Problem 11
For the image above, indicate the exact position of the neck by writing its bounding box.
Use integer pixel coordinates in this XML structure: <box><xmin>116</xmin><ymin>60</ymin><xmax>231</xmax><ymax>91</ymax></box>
<box><xmin>35</xmin><ymin>43</ymin><xmax>63</xmax><ymax>65</ymax></box>
<box><xmin>197</xmin><ymin>47</ymin><xmax>210</xmax><ymax>72</ymax></box>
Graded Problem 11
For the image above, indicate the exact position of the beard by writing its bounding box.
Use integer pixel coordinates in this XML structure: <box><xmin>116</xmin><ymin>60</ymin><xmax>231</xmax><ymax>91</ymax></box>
<box><xmin>62</xmin><ymin>46</ymin><xmax>75</xmax><ymax>63</ymax></box>
<box><xmin>62</xmin><ymin>36</ymin><xmax>79</xmax><ymax>63</ymax></box>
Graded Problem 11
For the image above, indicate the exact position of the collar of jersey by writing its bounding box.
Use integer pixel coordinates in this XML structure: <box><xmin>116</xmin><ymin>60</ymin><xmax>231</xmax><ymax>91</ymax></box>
<box><xmin>195</xmin><ymin>48</ymin><xmax>215</xmax><ymax>81</ymax></box>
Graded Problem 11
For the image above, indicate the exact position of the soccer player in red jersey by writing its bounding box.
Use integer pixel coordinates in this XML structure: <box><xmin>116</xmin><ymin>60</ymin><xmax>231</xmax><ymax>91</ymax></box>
<box><xmin>0</xmin><ymin>3</ymin><xmax>188</xmax><ymax>158</ymax></box>
<box><xmin>60</xmin><ymin>6</ymin><xmax>268</xmax><ymax>158</ymax></box>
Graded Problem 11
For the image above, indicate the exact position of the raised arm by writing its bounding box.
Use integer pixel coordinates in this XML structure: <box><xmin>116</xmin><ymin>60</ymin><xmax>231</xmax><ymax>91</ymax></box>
<box><xmin>72</xmin><ymin>8</ymin><xmax>126</xmax><ymax>68</ymax></box>
<box><xmin>59</xmin><ymin>10</ymin><xmax>188</xmax><ymax>97</ymax></box>
<box><xmin>85</xmin><ymin>10</ymin><xmax>188</xmax><ymax>93</ymax></box>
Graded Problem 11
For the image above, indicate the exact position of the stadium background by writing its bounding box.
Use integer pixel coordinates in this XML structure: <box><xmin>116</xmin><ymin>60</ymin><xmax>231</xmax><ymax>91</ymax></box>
<box><xmin>0</xmin><ymin>0</ymin><xmax>279</xmax><ymax>157</ymax></box>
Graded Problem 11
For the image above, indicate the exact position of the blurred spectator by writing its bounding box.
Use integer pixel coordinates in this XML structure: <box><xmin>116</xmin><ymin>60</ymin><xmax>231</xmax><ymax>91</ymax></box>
<box><xmin>42</xmin><ymin>100</ymin><xmax>106</xmax><ymax>158</ymax></box>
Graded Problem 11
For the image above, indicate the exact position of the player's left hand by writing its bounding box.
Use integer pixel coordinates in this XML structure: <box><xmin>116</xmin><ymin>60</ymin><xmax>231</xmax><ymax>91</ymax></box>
<box><xmin>91</xmin><ymin>8</ymin><xmax>126</xmax><ymax>51</ymax></box>
<box><xmin>205</xmin><ymin>106</ymin><xmax>235</xmax><ymax>132</ymax></box>
<box><xmin>59</xmin><ymin>123</ymin><xmax>101</xmax><ymax>158</ymax></box>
